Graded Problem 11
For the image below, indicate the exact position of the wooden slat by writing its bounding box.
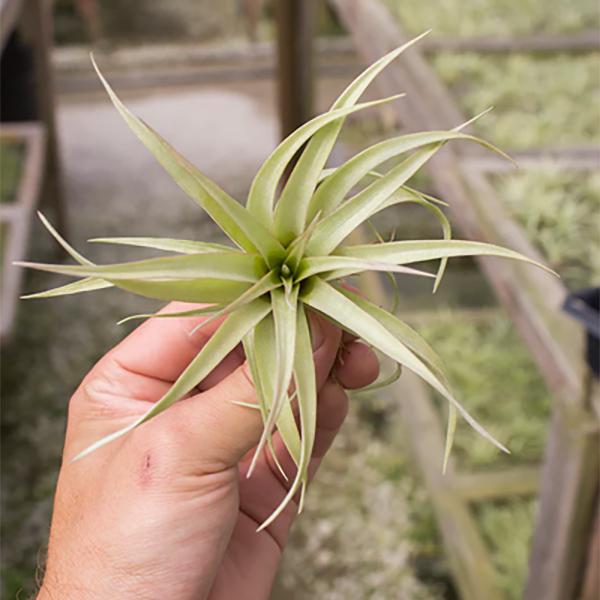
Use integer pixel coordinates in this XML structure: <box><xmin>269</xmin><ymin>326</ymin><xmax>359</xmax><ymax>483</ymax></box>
<box><xmin>0</xmin><ymin>123</ymin><xmax>46</xmax><ymax>341</ymax></box>
<box><xmin>453</xmin><ymin>467</ymin><xmax>539</xmax><ymax>502</ymax></box>
<box><xmin>463</xmin><ymin>145</ymin><xmax>600</xmax><ymax>174</ymax></box>
<box><xmin>422</xmin><ymin>30</ymin><xmax>600</xmax><ymax>54</ymax></box>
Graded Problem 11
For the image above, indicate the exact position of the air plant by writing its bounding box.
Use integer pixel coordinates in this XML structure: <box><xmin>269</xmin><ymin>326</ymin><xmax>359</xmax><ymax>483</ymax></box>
<box><xmin>17</xmin><ymin>33</ymin><xmax>552</xmax><ymax>529</ymax></box>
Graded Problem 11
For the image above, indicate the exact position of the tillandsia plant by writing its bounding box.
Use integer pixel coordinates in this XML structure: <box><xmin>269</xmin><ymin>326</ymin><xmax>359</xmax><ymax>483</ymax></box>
<box><xmin>18</xmin><ymin>32</ymin><xmax>553</xmax><ymax>529</ymax></box>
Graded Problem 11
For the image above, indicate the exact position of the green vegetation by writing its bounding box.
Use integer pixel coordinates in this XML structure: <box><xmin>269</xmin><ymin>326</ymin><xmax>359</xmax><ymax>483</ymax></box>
<box><xmin>419</xmin><ymin>311</ymin><xmax>551</xmax><ymax>470</ymax></box>
<box><xmin>498</xmin><ymin>170</ymin><xmax>600</xmax><ymax>289</ymax></box>
<box><xmin>475</xmin><ymin>498</ymin><xmax>537</xmax><ymax>599</ymax></box>
<box><xmin>0</xmin><ymin>139</ymin><xmax>25</xmax><ymax>204</ymax></box>
<box><xmin>384</xmin><ymin>0</ymin><xmax>599</xmax><ymax>37</ymax></box>
<box><xmin>433</xmin><ymin>52</ymin><xmax>600</xmax><ymax>149</ymax></box>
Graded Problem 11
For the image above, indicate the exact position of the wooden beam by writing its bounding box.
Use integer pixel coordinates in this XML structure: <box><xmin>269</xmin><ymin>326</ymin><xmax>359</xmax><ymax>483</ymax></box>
<box><xmin>21</xmin><ymin>0</ymin><xmax>66</xmax><ymax>233</ymax></box>
<box><xmin>275</xmin><ymin>0</ymin><xmax>316</xmax><ymax>140</ymax></box>
<box><xmin>422</xmin><ymin>30</ymin><xmax>600</xmax><ymax>54</ymax></box>
<box><xmin>0</xmin><ymin>0</ymin><xmax>22</xmax><ymax>52</ymax></box>
<box><xmin>0</xmin><ymin>123</ymin><xmax>46</xmax><ymax>341</ymax></box>
<box><xmin>463</xmin><ymin>145</ymin><xmax>600</xmax><ymax>174</ymax></box>
<box><xmin>525</xmin><ymin>378</ymin><xmax>600</xmax><ymax>599</ymax></box>
<box><xmin>453</xmin><ymin>467</ymin><xmax>539</xmax><ymax>503</ymax></box>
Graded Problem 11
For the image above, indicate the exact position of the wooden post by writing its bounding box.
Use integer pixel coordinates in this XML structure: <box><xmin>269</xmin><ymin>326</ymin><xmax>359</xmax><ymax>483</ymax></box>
<box><xmin>21</xmin><ymin>0</ymin><xmax>66</xmax><ymax>233</ymax></box>
<box><xmin>275</xmin><ymin>0</ymin><xmax>316</xmax><ymax>140</ymax></box>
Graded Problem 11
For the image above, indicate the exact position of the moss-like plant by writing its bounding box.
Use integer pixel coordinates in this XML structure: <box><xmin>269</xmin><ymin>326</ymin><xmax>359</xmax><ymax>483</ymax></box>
<box><xmin>17</xmin><ymin>33</ymin><xmax>551</xmax><ymax>528</ymax></box>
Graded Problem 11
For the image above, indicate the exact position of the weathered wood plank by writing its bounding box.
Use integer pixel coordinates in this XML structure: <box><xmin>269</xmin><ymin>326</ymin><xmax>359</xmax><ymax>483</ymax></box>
<box><xmin>0</xmin><ymin>123</ymin><xmax>46</xmax><ymax>341</ymax></box>
<box><xmin>453</xmin><ymin>467</ymin><xmax>539</xmax><ymax>502</ymax></box>
<box><xmin>423</xmin><ymin>30</ymin><xmax>600</xmax><ymax>54</ymax></box>
<box><xmin>463</xmin><ymin>145</ymin><xmax>600</xmax><ymax>174</ymax></box>
<box><xmin>21</xmin><ymin>0</ymin><xmax>66</xmax><ymax>233</ymax></box>
<box><xmin>525</xmin><ymin>377</ymin><xmax>600</xmax><ymax>599</ymax></box>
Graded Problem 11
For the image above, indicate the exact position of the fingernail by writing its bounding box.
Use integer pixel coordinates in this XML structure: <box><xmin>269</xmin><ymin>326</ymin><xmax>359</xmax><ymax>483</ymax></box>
<box><xmin>310</xmin><ymin>318</ymin><xmax>325</xmax><ymax>350</ymax></box>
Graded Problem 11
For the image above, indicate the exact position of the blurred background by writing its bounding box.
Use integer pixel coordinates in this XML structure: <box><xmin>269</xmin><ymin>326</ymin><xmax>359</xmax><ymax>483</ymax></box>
<box><xmin>1</xmin><ymin>1</ymin><xmax>598</xmax><ymax>598</ymax></box>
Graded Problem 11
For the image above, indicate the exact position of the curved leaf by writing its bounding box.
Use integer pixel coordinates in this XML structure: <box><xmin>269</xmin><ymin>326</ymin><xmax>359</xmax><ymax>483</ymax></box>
<box><xmin>302</xmin><ymin>279</ymin><xmax>508</xmax><ymax>455</ymax></box>
<box><xmin>272</xmin><ymin>32</ymin><xmax>430</xmax><ymax>243</ymax></box>
<box><xmin>16</xmin><ymin>252</ymin><xmax>264</xmax><ymax>283</ymax></box>
<box><xmin>248</xmin><ymin>286</ymin><xmax>299</xmax><ymax>477</ymax></box>
<box><xmin>92</xmin><ymin>56</ymin><xmax>285</xmax><ymax>266</ymax></box>
<box><xmin>246</xmin><ymin>95</ymin><xmax>404</xmax><ymax>228</ymax></box>
<box><xmin>335</xmin><ymin>239</ymin><xmax>555</xmax><ymax>274</ymax></box>
<box><xmin>257</xmin><ymin>304</ymin><xmax>317</xmax><ymax>530</ymax></box>
<box><xmin>114</xmin><ymin>278</ymin><xmax>251</xmax><ymax>304</ymax></box>
<box><xmin>339</xmin><ymin>287</ymin><xmax>448</xmax><ymax>383</ymax></box>
<box><xmin>22</xmin><ymin>277</ymin><xmax>112</xmax><ymax>299</ymax></box>
<box><xmin>89</xmin><ymin>237</ymin><xmax>237</xmax><ymax>255</ymax></box>
<box><xmin>297</xmin><ymin>256</ymin><xmax>435</xmax><ymax>281</ymax></box>
<box><xmin>72</xmin><ymin>298</ymin><xmax>272</xmax><ymax>461</ymax></box>
<box><xmin>307</xmin><ymin>143</ymin><xmax>444</xmax><ymax>255</ymax></box>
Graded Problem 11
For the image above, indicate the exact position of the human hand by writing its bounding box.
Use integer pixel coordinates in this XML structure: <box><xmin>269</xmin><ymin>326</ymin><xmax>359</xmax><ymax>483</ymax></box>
<box><xmin>37</xmin><ymin>302</ymin><xmax>379</xmax><ymax>600</ymax></box>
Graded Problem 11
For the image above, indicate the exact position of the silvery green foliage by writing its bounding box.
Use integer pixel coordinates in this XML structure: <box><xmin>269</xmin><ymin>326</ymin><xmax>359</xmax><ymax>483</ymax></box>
<box><xmin>19</xmin><ymin>33</ymin><xmax>551</xmax><ymax>527</ymax></box>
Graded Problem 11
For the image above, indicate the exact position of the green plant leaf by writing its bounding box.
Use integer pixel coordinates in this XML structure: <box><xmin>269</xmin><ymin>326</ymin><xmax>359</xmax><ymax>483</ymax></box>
<box><xmin>272</xmin><ymin>32</ymin><xmax>430</xmax><ymax>244</ymax></box>
<box><xmin>89</xmin><ymin>237</ymin><xmax>237</xmax><ymax>254</ymax></box>
<box><xmin>335</xmin><ymin>239</ymin><xmax>555</xmax><ymax>274</ymax></box>
<box><xmin>38</xmin><ymin>212</ymin><xmax>92</xmax><ymax>265</ymax></box>
<box><xmin>242</xmin><ymin>330</ymin><xmax>290</xmax><ymax>481</ymax></box>
<box><xmin>113</xmin><ymin>278</ymin><xmax>251</xmax><ymax>304</ymax></box>
<box><xmin>92</xmin><ymin>56</ymin><xmax>285</xmax><ymax>266</ymax></box>
<box><xmin>307</xmin><ymin>143</ymin><xmax>446</xmax><ymax>255</ymax></box>
<box><xmin>302</xmin><ymin>279</ymin><xmax>508</xmax><ymax>455</ymax></box>
<box><xmin>186</xmin><ymin>270</ymin><xmax>282</xmax><ymax>336</ymax></box>
<box><xmin>339</xmin><ymin>287</ymin><xmax>448</xmax><ymax>383</ymax></box>
<box><xmin>248</xmin><ymin>287</ymin><xmax>299</xmax><ymax>476</ymax></box>
<box><xmin>309</xmin><ymin>132</ymin><xmax>468</xmax><ymax>222</ymax></box>
<box><xmin>72</xmin><ymin>298</ymin><xmax>272</xmax><ymax>461</ymax></box>
<box><xmin>117</xmin><ymin>304</ymin><xmax>224</xmax><ymax>325</ymax></box>
<box><xmin>248</xmin><ymin>318</ymin><xmax>302</xmax><ymax>472</ymax></box>
<box><xmin>257</xmin><ymin>303</ymin><xmax>317</xmax><ymax>530</ymax></box>
<box><xmin>16</xmin><ymin>252</ymin><xmax>264</xmax><ymax>283</ymax></box>
<box><xmin>297</xmin><ymin>256</ymin><xmax>435</xmax><ymax>281</ymax></box>
<box><xmin>443</xmin><ymin>405</ymin><xmax>458</xmax><ymax>474</ymax></box>
<box><xmin>21</xmin><ymin>277</ymin><xmax>113</xmax><ymax>299</ymax></box>
<box><xmin>246</xmin><ymin>95</ymin><xmax>405</xmax><ymax>229</ymax></box>
<box><xmin>366</xmin><ymin>183</ymin><xmax>452</xmax><ymax>292</ymax></box>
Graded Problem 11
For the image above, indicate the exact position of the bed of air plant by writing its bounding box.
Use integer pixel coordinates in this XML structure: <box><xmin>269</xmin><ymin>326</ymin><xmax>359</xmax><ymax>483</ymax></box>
<box><xmin>383</xmin><ymin>0</ymin><xmax>599</xmax><ymax>38</ymax></box>
<box><xmin>497</xmin><ymin>170</ymin><xmax>600</xmax><ymax>290</ymax></box>
<box><xmin>431</xmin><ymin>52</ymin><xmax>600</xmax><ymax>150</ymax></box>
<box><xmin>17</xmin><ymin>33</ymin><xmax>551</xmax><ymax>529</ymax></box>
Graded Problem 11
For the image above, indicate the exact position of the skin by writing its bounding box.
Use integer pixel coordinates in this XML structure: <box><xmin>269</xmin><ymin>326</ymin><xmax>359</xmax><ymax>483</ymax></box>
<box><xmin>37</xmin><ymin>301</ymin><xmax>379</xmax><ymax>600</ymax></box>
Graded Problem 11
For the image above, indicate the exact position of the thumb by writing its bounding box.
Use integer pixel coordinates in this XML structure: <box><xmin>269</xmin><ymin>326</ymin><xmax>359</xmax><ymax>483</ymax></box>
<box><xmin>165</xmin><ymin>316</ymin><xmax>342</xmax><ymax>471</ymax></box>
<box><xmin>173</xmin><ymin>362</ymin><xmax>264</xmax><ymax>470</ymax></box>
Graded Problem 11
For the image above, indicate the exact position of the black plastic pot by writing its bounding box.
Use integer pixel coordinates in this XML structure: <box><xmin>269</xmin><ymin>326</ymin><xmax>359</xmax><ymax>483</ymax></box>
<box><xmin>563</xmin><ymin>287</ymin><xmax>600</xmax><ymax>379</ymax></box>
